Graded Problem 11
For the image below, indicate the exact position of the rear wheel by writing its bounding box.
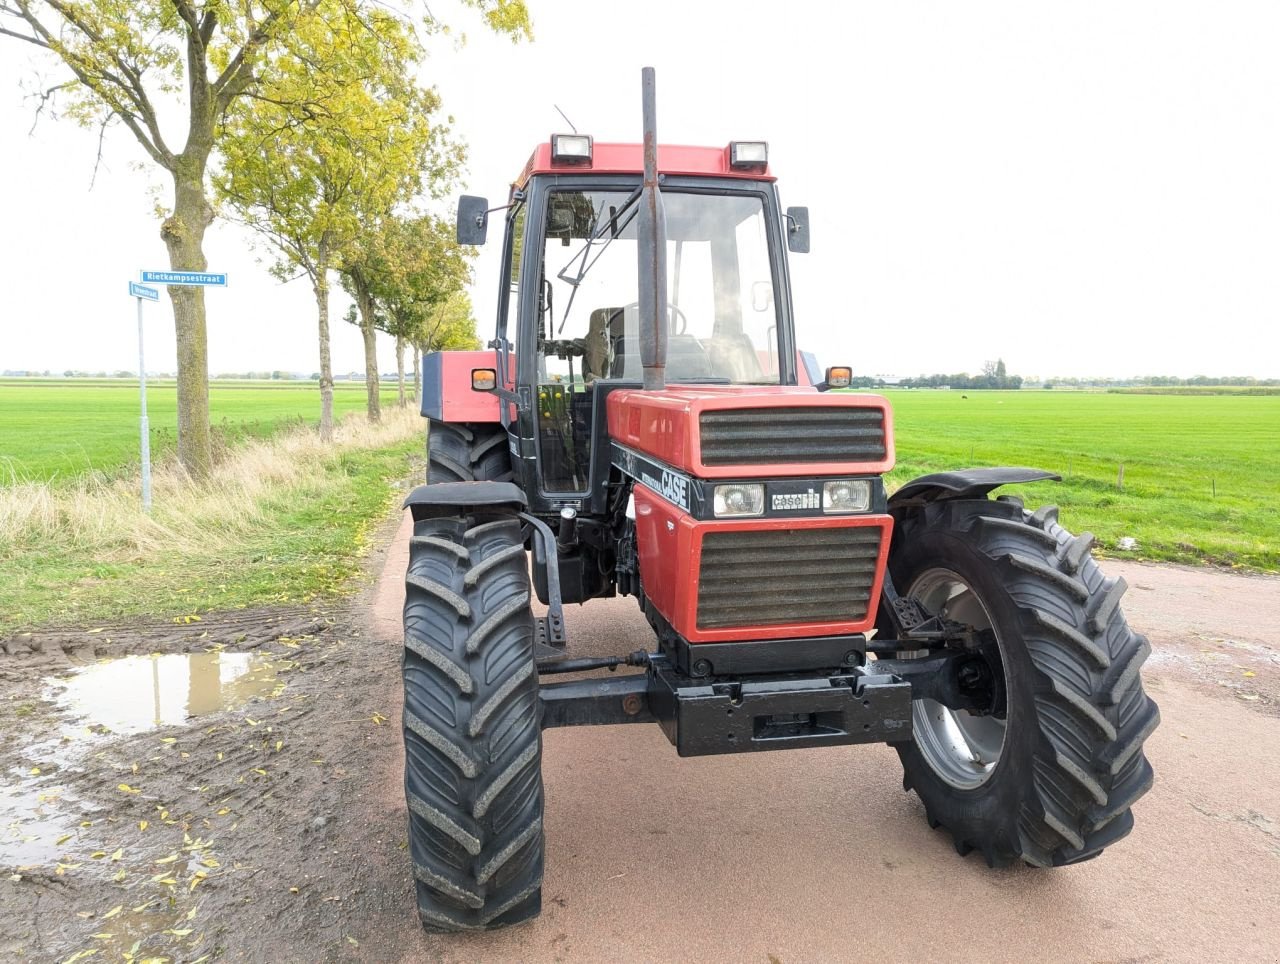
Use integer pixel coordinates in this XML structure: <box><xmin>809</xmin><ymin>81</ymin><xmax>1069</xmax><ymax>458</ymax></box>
<box><xmin>402</xmin><ymin>511</ymin><xmax>543</xmax><ymax>930</ymax></box>
<box><xmin>885</xmin><ymin>498</ymin><xmax>1158</xmax><ymax>867</ymax></box>
<box><xmin>427</xmin><ymin>420</ymin><xmax>512</xmax><ymax>483</ymax></box>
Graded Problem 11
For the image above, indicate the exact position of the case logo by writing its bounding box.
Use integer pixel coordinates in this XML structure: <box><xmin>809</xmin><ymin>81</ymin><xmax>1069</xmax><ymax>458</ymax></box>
<box><xmin>772</xmin><ymin>489</ymin><xmax>820</xmax><ymax>511</ymax></box>
<box><xmin>641</xmin><ymin>467</ymin><xmax>690</xmax><ymax>511</ymax></box>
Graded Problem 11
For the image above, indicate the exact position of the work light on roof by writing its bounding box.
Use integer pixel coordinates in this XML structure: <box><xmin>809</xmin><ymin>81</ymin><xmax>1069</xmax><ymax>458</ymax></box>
<box><xmin>729</xmin><ymin>141</ymin><xmax>768</xmax><ymax>170</ymax></box>
<box><xmin>551</xmin><ymin>134</ymin><xmax>593</xmax><ymax>164</ymax></box>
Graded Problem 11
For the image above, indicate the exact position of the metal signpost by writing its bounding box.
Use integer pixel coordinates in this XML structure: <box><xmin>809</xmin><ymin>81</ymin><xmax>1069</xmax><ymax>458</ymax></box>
<box><xmin>129</xmin><ymin>281</ymin><xmax>160</xmax><ymax>510</ymax></box>
<box><xmin>130</xmin><ymin>271</ymin><xmax>226</xmax><ymax>511</ymax></box>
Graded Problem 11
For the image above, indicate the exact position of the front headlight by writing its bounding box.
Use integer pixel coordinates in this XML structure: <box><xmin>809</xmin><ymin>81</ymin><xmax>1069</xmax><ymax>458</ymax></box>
<box><xmin>713</xmin><ymin>483</ymin><xmax>765</xmax><ymax>517</ymax></box>
<box><xmin>823</xmin><ymin>479</ymin><xmax>871</xmax><ymax>513</ymax></box>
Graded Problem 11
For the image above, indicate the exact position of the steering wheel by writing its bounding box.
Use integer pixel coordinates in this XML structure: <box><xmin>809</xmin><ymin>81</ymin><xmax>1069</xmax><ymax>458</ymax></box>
<box><xmin>618</xmin><ymin>301</ymin><xmax>689</xmax><ymax>336</ymax></box>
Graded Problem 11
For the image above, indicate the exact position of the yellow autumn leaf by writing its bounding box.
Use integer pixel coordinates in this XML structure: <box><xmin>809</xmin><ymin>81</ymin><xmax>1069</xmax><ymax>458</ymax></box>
<box><xmin>56</xmin><ymin>833</ymin><xmax>73</xmax><ymax>846</ymax></box>
<box><xmin>102</xmin><ymin>905</ymin><xmax>124</xmax><ymax>920</ymax></box>
<box><xmin>155</xmin><ymin>854</ymin><xmax>180</xmax><ymax>864</ymax></box>
<box><xmin>118</xmin><ymin>784</ymin><xmax>140</xmax><ymax>794</ymax></box>
<box><xmin>110</xmin><ymin>849</ymin><xmax>123</xmax><ymax>862</ymax></box>
<box><xmin>139</xmin><ymin>820</ymin><xmax>148</xmax><ymax>831</ymax></box>
<box><xmin>30</xmin><ymin>767</ymin><xmax>41</xmax><ymax>775</ymax></box>
<box><xmin>1243</xmin><ymin>670</ymin><xmax>1256</xmax><ymax>678</ymax></box>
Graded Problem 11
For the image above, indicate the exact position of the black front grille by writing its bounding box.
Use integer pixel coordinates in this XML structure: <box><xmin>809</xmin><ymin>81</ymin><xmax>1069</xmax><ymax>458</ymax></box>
<box><xmin>699</xmin><ymin>407</ymin><xmax>887</xmax><ymax>465</ymax></box>
<box><xmin>696</xmin><ymin>526</ymin><xmax>882</xmax><ymax>630</ymax></box>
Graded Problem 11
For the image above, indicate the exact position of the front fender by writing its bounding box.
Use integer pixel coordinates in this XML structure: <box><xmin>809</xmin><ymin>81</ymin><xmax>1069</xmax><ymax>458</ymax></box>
<box><xmin>887</xmin><ymin>467</ymin><xmax>1060</xmax><ymax>509</ymax></box>
<box><xmin>402</xmin><ymin>480</ymin><xmax>526</xmax><ymax>522</ymax></box>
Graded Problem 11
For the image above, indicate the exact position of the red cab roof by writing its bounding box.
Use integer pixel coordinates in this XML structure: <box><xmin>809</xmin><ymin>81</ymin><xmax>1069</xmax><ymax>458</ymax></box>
<box><xmin>517</xmin><ymin>142</ymin><xmax>775</xmax><ymax>186</ymax></box>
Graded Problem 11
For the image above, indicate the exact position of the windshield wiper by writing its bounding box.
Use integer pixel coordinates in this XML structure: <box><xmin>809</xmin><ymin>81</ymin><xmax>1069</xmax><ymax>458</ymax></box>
<box><xmin>554</xmin><ymin>188</ymin><xmax>642</xmax><ymax>332</ymax></box>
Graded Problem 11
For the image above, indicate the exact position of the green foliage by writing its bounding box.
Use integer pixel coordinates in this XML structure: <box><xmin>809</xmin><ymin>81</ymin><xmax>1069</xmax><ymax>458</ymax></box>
<box><xmin>214</xmin><ymin>5</ymin><xmax>461</xmax><ymax>286</ymax></box>
<box><xmin>355</xmin><ymin>214</ymin><xmax>477</xmax><ymax>348</ymax></box>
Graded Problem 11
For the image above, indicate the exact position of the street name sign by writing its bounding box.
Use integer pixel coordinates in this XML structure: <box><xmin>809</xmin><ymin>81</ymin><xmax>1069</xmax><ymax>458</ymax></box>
<box><xmin>129</xmin><ymin>281</ymin><xmax>160</xmax><ymax>301</ymax></box>
<box><xmin>140</xmin><ymin>270</ymin><xmax>228</xmax><ymax>287</ymax></box>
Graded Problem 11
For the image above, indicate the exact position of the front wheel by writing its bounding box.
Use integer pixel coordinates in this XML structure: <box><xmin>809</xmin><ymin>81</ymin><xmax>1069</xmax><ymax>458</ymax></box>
<box><xmin>402</xmin><ymin>511</ymin><xmax>543</xmax><ymax>930</ymax></box>
<box><xmin>884</xmin><ymin>498</ymin><xmax>1158</xmax><ymax>867</ymax></box>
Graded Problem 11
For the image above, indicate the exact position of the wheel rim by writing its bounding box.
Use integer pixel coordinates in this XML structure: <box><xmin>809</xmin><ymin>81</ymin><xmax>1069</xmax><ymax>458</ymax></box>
<box><xmin>906</xmin><ymin>568</ymin><xmax>1007</xmax><ymax>790</ymax></box>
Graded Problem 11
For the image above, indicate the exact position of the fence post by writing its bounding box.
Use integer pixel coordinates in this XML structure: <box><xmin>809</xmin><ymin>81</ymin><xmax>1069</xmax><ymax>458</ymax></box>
<box><xmin>1117</xmin><ymin>462</ymin><xmax>1124</xmax><ymax>490</ymax></box>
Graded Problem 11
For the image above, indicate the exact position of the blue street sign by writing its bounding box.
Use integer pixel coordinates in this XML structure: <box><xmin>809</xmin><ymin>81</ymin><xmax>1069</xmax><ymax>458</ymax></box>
<box><xmin>140</xmin><ymin>270</ymin><xmax>228</xmax><ymax>287</ymax></box>
<box><xmin>129</xmin><ymin>281</ymin><xmax>160</xmax><ymax>301</ymax></box>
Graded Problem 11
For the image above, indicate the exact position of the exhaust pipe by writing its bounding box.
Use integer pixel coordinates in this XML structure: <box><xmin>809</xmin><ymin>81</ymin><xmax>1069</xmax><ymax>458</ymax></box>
<box><xmin>637</xmin><ymin>66</ymin><xmax>668</xmax><ymax>392</ymax></box>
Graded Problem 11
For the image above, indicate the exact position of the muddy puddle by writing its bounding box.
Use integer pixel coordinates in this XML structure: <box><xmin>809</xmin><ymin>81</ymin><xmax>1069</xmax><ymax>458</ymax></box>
<box><xmin>3</xmin><ymin>651</ymin><xmax>287</xmax><ymax>870</ymax></box>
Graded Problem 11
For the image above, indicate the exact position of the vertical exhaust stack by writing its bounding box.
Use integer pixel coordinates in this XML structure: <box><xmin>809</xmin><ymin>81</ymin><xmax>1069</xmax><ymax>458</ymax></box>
<box><xmin>637</xmin><ymin>66</ymin><xmax>668</xmax><ymax>392</ymax></box>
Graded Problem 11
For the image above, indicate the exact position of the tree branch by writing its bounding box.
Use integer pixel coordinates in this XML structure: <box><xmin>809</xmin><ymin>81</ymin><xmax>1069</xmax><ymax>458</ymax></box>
<box><xmin>21</xmin><ymin>0</ymin><xmax>175</xmax><ymax>166</ymax></box>
<box><xmin>0</xmin><ymin>21</ymin><xmax>49</xmax><ymax>48</ymax></box>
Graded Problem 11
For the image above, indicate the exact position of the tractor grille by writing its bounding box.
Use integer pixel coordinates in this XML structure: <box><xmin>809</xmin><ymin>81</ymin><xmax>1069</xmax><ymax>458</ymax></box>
<box><xmin>696</xmin><ymin>526</ymin><xmax>882</xmax><ymax>630</ymax></box>
<box><xmin>698</xmin><ymin>407</ymin><xmax>887</xmax><ymax>466</ymax></box>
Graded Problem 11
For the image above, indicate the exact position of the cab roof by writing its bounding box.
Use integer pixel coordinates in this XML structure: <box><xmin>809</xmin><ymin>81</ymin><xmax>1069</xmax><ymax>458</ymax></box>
<box><xmin>516</xmin><ymin>142</ymin><xmax>775</xmax><ymax>187</ymax></box>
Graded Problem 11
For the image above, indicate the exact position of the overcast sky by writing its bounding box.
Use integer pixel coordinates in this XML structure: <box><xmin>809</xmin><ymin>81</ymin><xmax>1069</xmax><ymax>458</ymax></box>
<box><xmin>2</xmin><ymin>1</ymin><xmax>1278</xmax><ymax>379</ymax></box>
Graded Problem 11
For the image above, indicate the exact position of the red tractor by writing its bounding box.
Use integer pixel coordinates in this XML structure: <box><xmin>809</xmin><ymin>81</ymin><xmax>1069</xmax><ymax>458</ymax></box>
<box><xmin>399</xmin><ymin>69</ymin><xmax>1158</xmax><ymax>931</ymax></box>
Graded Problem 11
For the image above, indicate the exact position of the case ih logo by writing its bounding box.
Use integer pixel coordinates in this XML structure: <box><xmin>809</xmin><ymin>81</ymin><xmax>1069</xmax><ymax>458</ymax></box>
<box><xmin>772</xmin><ymin>490</ymin><xmax>820</xmax><ymax>511</ymax></box>
<box><xmin>641</xmin><ymin>468</ymin><xmax>690</xmax><ymax>510</ymax></box>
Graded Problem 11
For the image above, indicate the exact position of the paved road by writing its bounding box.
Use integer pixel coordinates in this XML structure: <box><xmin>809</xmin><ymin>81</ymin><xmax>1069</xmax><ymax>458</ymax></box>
<box><xmin>372</xmin><ymin>513</ymin><xmax>1280</xmax><ymax>963</ymax></box>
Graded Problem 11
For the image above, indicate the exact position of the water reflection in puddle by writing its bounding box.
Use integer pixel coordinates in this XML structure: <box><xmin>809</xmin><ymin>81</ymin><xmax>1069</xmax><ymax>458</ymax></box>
<box><xmin>45</xmin><ymin>651</ymin><xmax>286</xmax><ymax>734</ymax></box>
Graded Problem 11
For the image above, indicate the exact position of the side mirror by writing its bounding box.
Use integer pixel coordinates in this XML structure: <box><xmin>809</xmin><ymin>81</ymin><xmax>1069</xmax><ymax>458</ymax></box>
<box><xmin>457</xmin><ymin>195</ymin><xmax>489</xmax><ymax>245</ymax></box>
<box><xmin>786</xmin><ymin>206</ymin><xmax>810</xmax><ymax>254</ymax></box>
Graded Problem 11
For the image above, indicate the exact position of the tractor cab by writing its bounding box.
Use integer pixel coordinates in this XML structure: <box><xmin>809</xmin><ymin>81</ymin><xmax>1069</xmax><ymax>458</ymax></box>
<box><xmin>463</xmin><ymin>139</ymin><xmax>812</xmax><ymax>499</ymax></box>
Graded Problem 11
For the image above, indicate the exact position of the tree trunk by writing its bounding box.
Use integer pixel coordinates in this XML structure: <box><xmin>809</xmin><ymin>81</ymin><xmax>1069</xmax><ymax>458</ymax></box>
<box><xmin>314</xmin><ymin>238</ymin><xmax>335</xmax><ymax>442</ymax></box>
<box><xmin>395</xmin><ymin>334</ymin><xmax>406</xmax><ymax>408</ymax></box>
<box><xmin>351</xmin><ymin>273</ymin><xmax>381</xmax><ymax>423</ymax></box>
<box><xmin>160</xmin><ymin>155</ymin><xmax>215</xmax><ymax>477</ymax></box>
<box><xmin>412</xmin><ymin>343</ymin><xmax>420</xmax><ymax>404</ymax></box>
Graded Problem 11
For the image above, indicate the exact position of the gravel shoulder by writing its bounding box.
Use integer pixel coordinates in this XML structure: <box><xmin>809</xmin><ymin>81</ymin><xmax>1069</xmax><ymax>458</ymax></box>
<box><xmin>2</xmin><ymin>513</ymin><xmax>1278</xmax><ymax>963</ymax></box>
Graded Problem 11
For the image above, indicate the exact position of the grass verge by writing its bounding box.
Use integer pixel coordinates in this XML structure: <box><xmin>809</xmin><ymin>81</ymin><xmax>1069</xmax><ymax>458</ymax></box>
<box><xmin>0</xmin><ymin>410</ymin><xmax>423</xmax><ymax>634</ymax></box>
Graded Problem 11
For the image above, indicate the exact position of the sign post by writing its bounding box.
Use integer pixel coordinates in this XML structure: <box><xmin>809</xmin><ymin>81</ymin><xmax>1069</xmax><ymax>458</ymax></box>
<box><xmin>129</xmin><ymin>282</ymin><xmax>159</xmax><ymax>511</ymax></box>
<box><xmin>129</xmin><ymin>271</ymin><xmax>225</xmax><ymax>510</ymax></box>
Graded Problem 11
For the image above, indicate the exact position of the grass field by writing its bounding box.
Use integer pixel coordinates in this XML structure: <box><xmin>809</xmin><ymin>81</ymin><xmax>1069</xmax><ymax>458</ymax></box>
<box><xmin>0</xmin><ymin>378</ymin><xmax>402</xmax><ymax>483</ymax></box>
<box><xmin>877</xmin><ymin>390</ymin><xmax>1280</xmax><ymax>571</ymax></box>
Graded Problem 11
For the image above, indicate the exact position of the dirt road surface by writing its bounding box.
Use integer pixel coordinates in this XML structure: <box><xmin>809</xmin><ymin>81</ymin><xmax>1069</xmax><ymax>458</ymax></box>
<box><xmin>3</xmin><ymin>510</ymin><xmax>1279</xmax><ymax>963</ymax></box>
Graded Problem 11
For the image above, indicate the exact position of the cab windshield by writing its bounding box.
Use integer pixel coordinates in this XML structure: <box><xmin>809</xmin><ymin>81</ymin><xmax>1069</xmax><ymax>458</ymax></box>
<box><xmin>528</xmin><ymin>187</ymin><xmax>781</xmax><ymax>493</ymax></box>
<box><xmin>537</xmin><ymin>189</ymin><xmax>781</xmax><ymax>387</ymax></box>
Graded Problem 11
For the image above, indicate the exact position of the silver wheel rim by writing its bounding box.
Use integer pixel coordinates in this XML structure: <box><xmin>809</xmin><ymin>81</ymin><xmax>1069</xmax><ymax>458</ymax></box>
<box><xmin>906</xmin><ymin>568</ymin><xmax>1007</xmax><ymax>790</ymax></box>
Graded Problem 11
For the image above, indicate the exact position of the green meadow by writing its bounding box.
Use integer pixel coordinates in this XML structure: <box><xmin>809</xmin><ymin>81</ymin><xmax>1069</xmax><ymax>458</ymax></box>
<box><xmin>0</xmin><ymin>378</ymin><xmax>403</xmax><ymax>483</ymax></box>
<box><xmin>877</xmin><ymin>390</ymin><xmax>1279</xmax><ymax>571</ymax></box>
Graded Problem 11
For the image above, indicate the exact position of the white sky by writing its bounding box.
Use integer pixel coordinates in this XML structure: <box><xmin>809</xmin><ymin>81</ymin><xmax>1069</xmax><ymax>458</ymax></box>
<box><xmin>2</xmin><ymin>1</ymin><xmax>1278</xmax><ymax>379</ymax></box>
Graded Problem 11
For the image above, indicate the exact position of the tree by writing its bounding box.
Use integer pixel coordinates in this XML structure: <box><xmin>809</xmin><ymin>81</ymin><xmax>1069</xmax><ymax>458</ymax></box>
<box><xmin>2</xmin><ymin>0</ymin><xmax>531</xmax><ymax>471</ymax></box>
<box><xmin>214</xmin><ymin>7</ymin><xmax>456</xmax><ymax>440</ymax></box>
<box><xmin>359</xmin><ymin>214</ymin><xmax>473</xmax><ymax>407</ymax></box>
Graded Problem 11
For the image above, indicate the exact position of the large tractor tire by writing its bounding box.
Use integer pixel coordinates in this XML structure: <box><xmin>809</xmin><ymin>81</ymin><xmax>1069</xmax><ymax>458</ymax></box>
<box><xmin>401</xmin><ymin>511</ymin><xmax>543</xmax><ymax>931</ymax></box>
<box><xmin>884</xmin><ymin>497</ymin><xmax>1158</xmax><ymax>867</ymax></box>
<box><xmin>427</xmin><ymin>419</ymin><xmax>512</xmax><ymax>484</ymax></box>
